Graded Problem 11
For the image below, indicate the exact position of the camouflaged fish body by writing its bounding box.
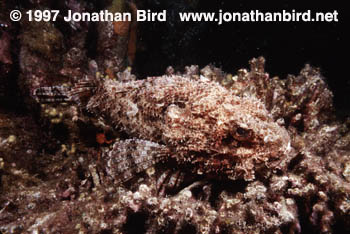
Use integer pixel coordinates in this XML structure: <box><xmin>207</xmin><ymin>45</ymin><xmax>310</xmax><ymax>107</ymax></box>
<box><xmin>74</xmin><ymin>75</ymin><xmax>292</xmax><ymax>181</ymax></box>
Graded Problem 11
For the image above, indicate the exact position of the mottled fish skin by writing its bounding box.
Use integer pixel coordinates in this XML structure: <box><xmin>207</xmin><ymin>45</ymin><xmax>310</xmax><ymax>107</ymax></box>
<box><xmin>84</xmin><ymin>75</ymin><xmax>292</xmax><ymax>181</ymax></box>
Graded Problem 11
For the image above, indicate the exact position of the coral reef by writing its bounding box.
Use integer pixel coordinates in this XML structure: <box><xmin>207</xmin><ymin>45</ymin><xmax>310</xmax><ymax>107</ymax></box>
<box><xmin>97</xmin><ymin>0</ymin><xmax>137</xmax><ymax>74</ymax></box>
<box><xmin>1</xmin><ymin>57</ymin><xmax>350</xmax><ymax>233</ymax></box>
<box><xmin>0</xmin><ymin>1</ymin><xmax>348</xmax><ymax>234</ymax></box>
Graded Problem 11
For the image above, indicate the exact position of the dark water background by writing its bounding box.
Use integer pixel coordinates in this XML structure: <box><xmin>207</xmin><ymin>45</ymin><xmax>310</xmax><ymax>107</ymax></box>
<box><xmin>134</xmin><ymin>0</ymin><xmax>347</xmax><ymax>114</ymax></box>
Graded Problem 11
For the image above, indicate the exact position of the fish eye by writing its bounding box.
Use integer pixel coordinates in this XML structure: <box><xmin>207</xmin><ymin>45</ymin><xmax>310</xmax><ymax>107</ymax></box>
<box><xmin>236</xmin><ymin>127</ymin><xmax>248</xmax><ymax>136</ymax></box>
<box><xmin>235</xmin><ymin>127</ymin><xmax>252</xmax><ymax>140</ymax></box>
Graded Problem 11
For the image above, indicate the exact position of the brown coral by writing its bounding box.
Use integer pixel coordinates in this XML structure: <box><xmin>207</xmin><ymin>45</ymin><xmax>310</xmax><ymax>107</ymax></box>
<box><xmin>0</xmin><ymin>30</ymin><xmax>12</xmax><ymax>65</ymax></box>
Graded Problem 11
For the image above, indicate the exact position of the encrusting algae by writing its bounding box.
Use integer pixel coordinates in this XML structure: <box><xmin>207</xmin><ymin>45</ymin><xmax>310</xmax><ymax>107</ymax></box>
<box><xmin>0</xmin><ymin>0</ymin><xmax>349</xmax><ymax>233</ymax></box>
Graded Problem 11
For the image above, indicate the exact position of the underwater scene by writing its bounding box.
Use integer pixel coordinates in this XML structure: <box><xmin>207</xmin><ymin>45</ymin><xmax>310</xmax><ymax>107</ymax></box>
<box><xmin>0</xmin><ymin>0</ymin><xmax>348</xmax><ymax>233</ymax></box>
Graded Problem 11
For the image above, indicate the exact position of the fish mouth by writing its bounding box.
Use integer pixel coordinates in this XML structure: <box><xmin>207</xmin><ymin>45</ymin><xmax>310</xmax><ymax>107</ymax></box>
<box><xmin>186</xmin><ymin>151</ymin><xmax>237</xmax><ymax>174</ymax></box>
<box><xmin>186</xmin><ymin>138</ymin><xmax>265</xmax><ymax>173</ymax></box>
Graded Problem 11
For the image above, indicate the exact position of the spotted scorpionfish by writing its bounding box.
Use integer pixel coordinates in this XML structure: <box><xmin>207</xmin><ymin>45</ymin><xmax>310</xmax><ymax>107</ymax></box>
<box><xmin>34</xmin><ymin>72</ymin><xmax>292</xmax><ymax>183</ymax></box>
